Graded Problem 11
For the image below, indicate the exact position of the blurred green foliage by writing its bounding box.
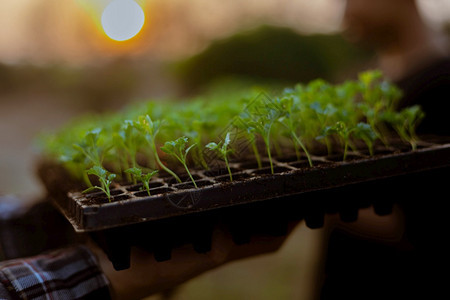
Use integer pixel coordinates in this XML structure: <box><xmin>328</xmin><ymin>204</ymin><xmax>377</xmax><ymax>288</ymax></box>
<box><xmin>172</xmin><ymin>25</ymin><xmax>374</xmax><ymax>93</ymax></box>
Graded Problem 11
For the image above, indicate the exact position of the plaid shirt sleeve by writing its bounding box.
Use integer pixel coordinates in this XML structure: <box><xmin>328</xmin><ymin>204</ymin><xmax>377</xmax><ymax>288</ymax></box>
<box><xmin>0</xmin><ymin>245</ymin><xmax>111</xmax><ymax>300</ymax></box>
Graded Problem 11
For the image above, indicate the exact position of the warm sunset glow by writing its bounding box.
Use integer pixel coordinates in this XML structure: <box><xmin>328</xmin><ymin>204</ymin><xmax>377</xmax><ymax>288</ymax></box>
<box><xmin>101</xmin><ymin>0</ymin><xmax>145</xmax><ymax>42</ymax></box>
<box><xmin>1</xmin><ymin>0</ymin><xmax>449</xmax><ymax>63</ymax></box>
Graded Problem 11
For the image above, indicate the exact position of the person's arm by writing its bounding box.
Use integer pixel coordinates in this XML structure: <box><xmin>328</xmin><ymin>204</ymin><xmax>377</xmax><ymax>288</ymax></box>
<box><xmin>0</xmin><ymin>245</ymin><xmax>111</xmax><ymax>299</ymax></box>
<box><xmin>0</xmin><ymin>195</ymin><xmax>299</xmax><ymax>300</ymax></box>
<box><xmin>0</xmin><ymin>223</ymin><xmax>296</xmax><ymax>300</ymax></box>
<box><xmin>88</xmin><ymin>221</ymin><xmax>298</xmax><ymax>300</ymax></box>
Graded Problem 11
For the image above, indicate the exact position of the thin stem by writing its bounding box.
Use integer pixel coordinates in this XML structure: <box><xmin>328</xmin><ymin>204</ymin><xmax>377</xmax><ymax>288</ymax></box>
<box><xmin>129</xmin><ymin>149</ymin><xmax>138</xmax><ymax>184</ymax></box>
<box><xmin>151</xmin><ymin>141</ymin><xmax>181</xmax><ymax>183</ymax></box>
<box><xmin>93</xmin><ymin>186</ymin><xmax>108</xmax><ymax>200</ymax></box>
<box><xmin>224</xmin><ymin>155</ymin><xmax>233</xmax><ymax>181</ymax></box>
<box><xmin>343</xmin><ymin>140</ymin><xmax>349</xmax><ymax>161</ymax></box>
<box><xmin>410</xmin><ymin>140</ymin><xmax>417</xmax><ymax>151</ymax></box>
<box><xmin>293</xmin><ymin>140</ymin><xmax>301</xmax><ymax>161</ymax></box>
<box><xmin>82</xmin><ymin>167</ymin><xmax>93</xmax><ymax>188</ymax></box>
<box><xmin>183</xmin><ymin>164</ymin><xmax>198</xmax><ymax>188</ymax></box>
<box><xmin>408</xmin><ymin>124</ymin><xmax>419</xmax><ymax>151</ymax></box>
<box><xmin>292</xmin><ymin>133</ymin><xmax>313</xmax><ymax>167</ymax></box>
<box><xmin>77</xmin><ymin>147</ymin><xmax>100</xmax><ymax>166</ymax></box>
<box><xmin>264</xmin><ymin>134</ymin><xmax>274</xmax><ymax>174</ymax></box>
<box><xmin>143</xmin><ymin>182</ymin><xmax>151</xmax><ymax>196</ymax></box>
<box><xmin>264</xmin><ymin>123</ymin><xmax>274</xmax><ymax>174</ymax></box>
<box><xmin>98</xmin><ymin>178</ymin><xmax>111</xmax><ymax>202</ymax></box>
<box><xmin>250</xmin><ymin>136</ymin><xmax>262</xmax><ymax>169</ymax></box>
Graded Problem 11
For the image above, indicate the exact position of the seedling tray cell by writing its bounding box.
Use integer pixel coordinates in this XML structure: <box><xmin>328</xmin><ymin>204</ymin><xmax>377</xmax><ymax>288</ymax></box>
<box><xmin>50</xmin><ymin>139</ymin><xmax>450</xmax><ymax>233</ymax></box>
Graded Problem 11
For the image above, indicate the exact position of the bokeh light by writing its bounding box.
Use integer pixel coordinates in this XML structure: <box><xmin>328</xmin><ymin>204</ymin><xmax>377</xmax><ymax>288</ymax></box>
<box><xmin>101</xmin><ymin>0</ymin><xmax>145</xmax><ymax>41</ymax></box>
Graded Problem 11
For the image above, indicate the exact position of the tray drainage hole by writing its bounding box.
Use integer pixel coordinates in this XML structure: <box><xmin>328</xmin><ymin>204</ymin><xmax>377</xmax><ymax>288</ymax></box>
<box><xmin>126</xmin><ymin>182</ymin><xmax>163</xmax><ymax>192</ymax></box>
<box><xmin>252</xmin><ymin>166</ymin><xmax>292</xmax><ymax>176</ymax></box>
<box><xmin>134</xmin><ymin>187</ymin><xmax>173</xmax><ymax>197</ymax></box>
<box><xmin>215</xmin><ymin>172</ymin><xmax>251</xmax><ymax>182</ymax></box>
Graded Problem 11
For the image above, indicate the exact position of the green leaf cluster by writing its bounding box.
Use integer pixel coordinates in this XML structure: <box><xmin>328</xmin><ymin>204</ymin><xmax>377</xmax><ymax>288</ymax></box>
<box><xmin>38</xmin><ymin>70</ymin><xmax>424</xmax><ymax>198</ymax></box>
<box><xmin>83</xmin><ymin>165</ymin><xmax>116</xmax><ymax>201</ymax></box>
<box><xmin>125</xmin><ymin>167</ymin><xmax>158</xmax><ymax>196</ymax></box>
<box><xmin>206</xmin><ymin>132</ymin><xmax>234</xmax><ymax>181</ymax></box>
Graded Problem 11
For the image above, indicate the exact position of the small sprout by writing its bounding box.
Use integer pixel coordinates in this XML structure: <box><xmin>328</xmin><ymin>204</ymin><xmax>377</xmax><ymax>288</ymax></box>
<box><xmin>381</xmin><ymin>105</ymin><xmax>424</xmax><ymax>150</ymax></box>
<box><xmin>309</xmin><ymin>101</ymin><xmax>338</xmax><ymax>155</ymax></box>
<box><xmin>125</xmin><ymin>167</ymin><xmax>158</xmax><ymax>196</ymax></box>
<box><xmin>113</xmin><ymin>120</ymin><xmax>141</xmax><ymax>182</ymax></box>
<box><xmin>72</xmin><ymin>128</ymin><xmax>104</xmax><ymax>166</ymax></box>
<box><xmin>206</xmin><ymin>132</ymin><xmax>234</xmax><ymax>181</ymax></box>
<box><xmin>353</xmin><ymin>122</ymin><xmax>378</xmax><ymax>156</ymax></box>
<box><xmin>248</xmin><ymin>103</ymin><xmax>284</xmax><ymax>174</ymax></box>
<box><xmin>236</xmin><ymin>111</ymin><xmax>262</xmax><ymax>169</ymax></box>
<box><xmin>136</xmin><ymin>115</ymin><xmax>182</xmax><ymax>183</ymax></box>
<box><xmin>277</xmin><ymin>96</ymin><xmax>313</xmax><ymax>166</ymax></box>
<box><xmin>83</xmin><ymin>165</ymin><xmax>116</xmax><ymax>202</ymax></box>
<box><xmin>38</xmin><ymin>69</ymin><xmax>423</xmax><ymax>193</ymax></box>
<box><xmin>318</xmin><ymin>121</ymin><xmax>379</xmax><ymax>160</ymax></box>
<box><xmin>161</xmin><ymin>137</ymin><xmax>198</xmax><ymax>188</ymax></box>
<box><xmin>245</xmin><ymin>125</ymin><xmax>263</xmax><ymax>169</ymax></box>
<box><xmin>317</xmin><ymin>121</ymin><xmax>354</xmax><ymax>161</ymax></box>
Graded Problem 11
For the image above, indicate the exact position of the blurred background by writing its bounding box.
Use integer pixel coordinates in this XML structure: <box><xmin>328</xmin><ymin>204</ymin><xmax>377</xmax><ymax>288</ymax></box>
<box><xmin>0</xmin><ymin>0</ymin><xmax>449</xmax><ymax>299</ymax></box>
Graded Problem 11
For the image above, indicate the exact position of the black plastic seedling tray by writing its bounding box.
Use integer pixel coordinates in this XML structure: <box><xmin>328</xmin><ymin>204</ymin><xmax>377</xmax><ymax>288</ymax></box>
<box><xmin>39</xmin><ymin>137</ymin><xmax>450</xmax><ymax>270</ymax></box>
<box><xmin>58</xmin><ymin>139</ymin><xmax>450</xmax><ymax>231</ymax></box>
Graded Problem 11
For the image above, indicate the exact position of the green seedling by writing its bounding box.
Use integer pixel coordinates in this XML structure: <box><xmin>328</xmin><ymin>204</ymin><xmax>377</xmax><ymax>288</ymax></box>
<box><xmin>352</xmin><ymin>122</ymin><xmax>378</xmax><ymax>156</ymax></box>
<box><xmin>113</xmin><ymin>120</ymin><xmax>142</xmax><ymax>183</ymax></box>
<box><xmin>244</xmin><ymin>98</ymin><xmax>285</xmax><ymax>174</ymax></box>
<box><xmin>356</xmin><ymin>73</ymin><xmax>403</xmax><ymax>146</ymax></box>
<box><xmin>72</xmin><ymin>128</ymin><xmax>105</xmax><ymax>167</ymax></box>
<box><xmin>125</xmin><ymin>167</ymin><xmax>158</xmax><ymax>196</ymax></box>
<box><xmin>37</xmin><ymin>69</ymin><xmax>421</xmax><ymax>192</ymax></box>
<box><xmin>71</xmin><ymin>128</ymin><xmax>114</xmax><ymax>187</ymax></box>
<box><xmin>277</xmin><ymin>96</ymin><xmax>313</xmax><ymax>166</ymax></box>
<box><xmin>381</xmin><ymin>105</ymin><xmax>425</xmax><ymax>150</ymax></box>
<box><xmin>83</xmin><ymin>165</ymin><xmax>116</xmax><ymax>202</ymax></box>
<box><xmin>309</xmin><ymin>101</ymin><xmax>338</xmax><ymax>155</ymax></box>
<box><xmin>184</xmin><ymin>119</ymin><xmax>212</xmax><ymax>170</ymax></box>
<box><xmin>136</xmin><ymin>114</ymin><xmax>182</xmax><ymax>183</ymax></box>
<box><xmin>317</xmin><ymin>121</ymin><xmax>354</xmax><ymax>161</ymax></box>
<box><xmin>206</xmin><ymin>132</ymin><xmax>234</xmax><ymax>181</ymax></box>
<box><xmin>236</xmin><ymin>111</ymin><xmax>262</xmax><ymax>169</ymax></box>
<box><xmin>58</xmin><ymin>146</ymin><xmax>93</xmax><ymax>187</ymax></box>
<box><xmin>318</xmin><ymin>121</ymin><xmax>378</xmax><ymax>160</ymax></box>
<box><xmin>161</xmin><ymin>136</ymin><xmax>198</xmax><ymax>188</ymax></box>
<box><xmin>245</xmin><ymin>125</ymin><xmax>262</xmax><ymax>169</ymax></box>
